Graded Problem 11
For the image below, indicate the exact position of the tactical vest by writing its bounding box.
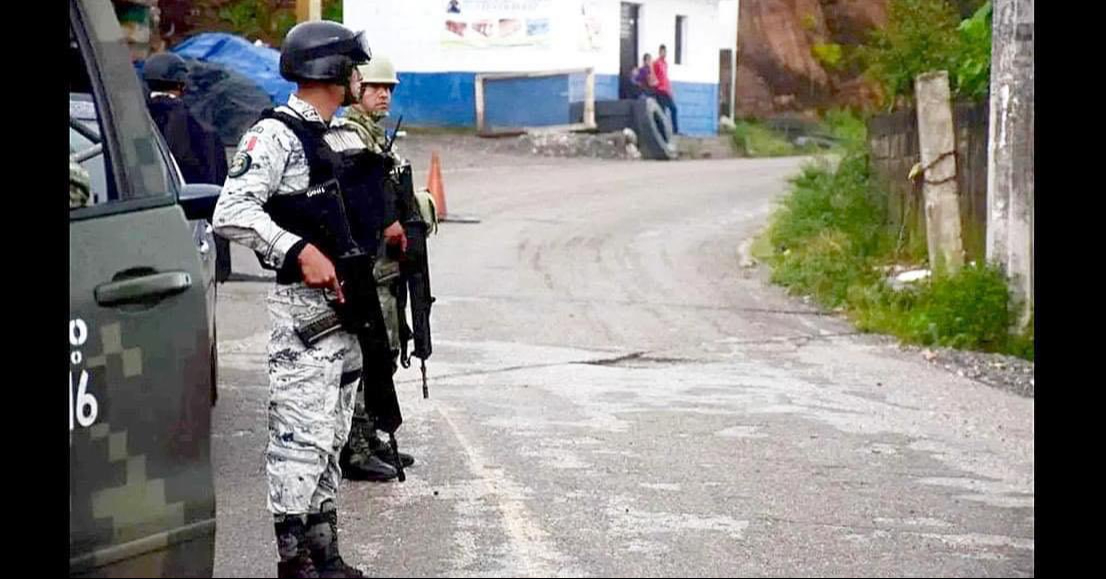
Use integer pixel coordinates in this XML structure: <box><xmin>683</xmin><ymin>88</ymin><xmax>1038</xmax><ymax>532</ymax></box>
<box><xmin>258</xmin><ymin>108</ymin><xmax>395</xmax><ymax>282</ymax></box>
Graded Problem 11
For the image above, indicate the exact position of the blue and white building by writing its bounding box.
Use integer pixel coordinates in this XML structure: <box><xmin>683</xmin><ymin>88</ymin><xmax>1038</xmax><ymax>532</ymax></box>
<box><xmin>344</xmin><ymin>0</ymin><xmax>734</xmax><ymax>136</ymax></box>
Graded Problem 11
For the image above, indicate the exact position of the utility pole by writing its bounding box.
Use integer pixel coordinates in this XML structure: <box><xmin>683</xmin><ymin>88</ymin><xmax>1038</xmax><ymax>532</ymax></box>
<box><xmin>915</xmin><ymin>70</ymin><xmax>965</xmax><ymax>274</ymax></box>
<box><xmin>986</xmin><ymin>0</ymin><xmax>1034</xmax><ymax>330</ymax></box>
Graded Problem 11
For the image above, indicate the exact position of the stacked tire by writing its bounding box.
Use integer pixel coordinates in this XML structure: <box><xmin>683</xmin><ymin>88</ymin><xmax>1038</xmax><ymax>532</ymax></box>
<box><xmin>572</xmin><ymin>97</ymin><xmax>678</xmax><ymax>160</ymax></box>
<box><xmin>631</xmin><ymin>97</ymin><xmax>677</xmax><ymax>160</ymax></box>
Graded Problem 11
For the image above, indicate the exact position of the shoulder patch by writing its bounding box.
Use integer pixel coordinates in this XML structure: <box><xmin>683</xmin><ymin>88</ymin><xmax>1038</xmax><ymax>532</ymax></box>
<box><xmin>228</xmin><ymin>152</ymin><xmax>252</xmax><ymax>178</ymax></box>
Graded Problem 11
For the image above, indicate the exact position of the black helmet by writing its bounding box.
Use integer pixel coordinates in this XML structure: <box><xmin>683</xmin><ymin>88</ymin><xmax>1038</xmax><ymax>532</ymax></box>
<box><xmin>143</xmin><ymin>52</ymin><xmax>189</xmax><ymax>86</ymax></box>
<box><xmin>280</xmin><ymin>21</ymin><xmax>372</xmax><ymax>84</ymax></box>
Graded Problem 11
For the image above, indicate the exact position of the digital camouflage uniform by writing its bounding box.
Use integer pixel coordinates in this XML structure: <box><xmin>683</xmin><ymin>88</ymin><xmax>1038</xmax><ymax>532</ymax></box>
<box><xmin>212</xmin><ymin>94</ymin><xmax>364</xmax><ymax>516</ymax></box>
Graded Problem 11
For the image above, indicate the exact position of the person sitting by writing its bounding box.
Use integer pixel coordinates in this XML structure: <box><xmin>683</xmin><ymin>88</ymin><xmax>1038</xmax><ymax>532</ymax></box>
<box><xmin>630</xmin><ymin>53</ymin><xmax>659</xmax><ymax>99</ymax></box>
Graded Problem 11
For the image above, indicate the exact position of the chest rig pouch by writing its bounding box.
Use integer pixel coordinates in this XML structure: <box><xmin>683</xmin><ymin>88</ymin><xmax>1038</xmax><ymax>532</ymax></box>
<box><xmin>258</xmin><ymin>108</ymin><xmax>394</xmax><ymax>283</ymax></box>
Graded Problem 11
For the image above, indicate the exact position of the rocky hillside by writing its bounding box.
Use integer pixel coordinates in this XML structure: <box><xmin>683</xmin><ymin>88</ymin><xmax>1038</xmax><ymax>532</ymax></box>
<box><xmin>735</xmin><ymin>0</ymin><xmax>985</xmax><ymax>118</ymax></box>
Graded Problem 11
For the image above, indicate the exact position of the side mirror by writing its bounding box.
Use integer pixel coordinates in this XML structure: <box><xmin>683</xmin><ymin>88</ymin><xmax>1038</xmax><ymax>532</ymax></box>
<box><xmin>179</xmin><ymin>183</ymin><xmax>221</xmax><ymax>221</ymax></box>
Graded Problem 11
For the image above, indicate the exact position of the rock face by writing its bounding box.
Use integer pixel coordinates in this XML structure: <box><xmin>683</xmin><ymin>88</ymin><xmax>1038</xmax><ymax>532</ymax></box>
<box><xmin>735</xmin><ymin>0</ymin><xmax>889</xmax><ymax>117</ymax></box>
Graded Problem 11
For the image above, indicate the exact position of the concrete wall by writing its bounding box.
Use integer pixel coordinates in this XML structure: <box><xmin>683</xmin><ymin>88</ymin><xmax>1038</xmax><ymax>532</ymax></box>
<box><xmin>345</xmin><ymin>0</ymin><xmax>720</xmax><ymax>135</ymax></box>
<box><xmin>718</xmin><ymin>0</ymin><xmax>737</xmax><ymax>49</ymax></box>
<box><xmin>345</xmin><ymin>0</ymin><xmax>621</xmax><ymax>74</ymax></box>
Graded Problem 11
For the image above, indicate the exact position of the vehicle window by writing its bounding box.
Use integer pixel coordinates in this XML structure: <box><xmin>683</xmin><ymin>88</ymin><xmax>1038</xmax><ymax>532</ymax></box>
<box><xmin>69</xmin><ymin>94</ymin><xmax>111</xmax><ymax>207</ymax></box>
<box><xmin>69</xmin><ymin>10</ymin><xmax>174</xmax><ymax>215</ymax></box>
<box><xmin>69</xmin><ymin>24</ymin><xmax>114</xmax><ymax>209</ymax></box>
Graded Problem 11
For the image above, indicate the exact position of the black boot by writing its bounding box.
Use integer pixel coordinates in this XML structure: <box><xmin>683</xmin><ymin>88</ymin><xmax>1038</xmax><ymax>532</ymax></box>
<box><xmin>305</xmin><ymin>502</ymin><xmax>364</xmax><ymax>578</ymax></box>
<box><xmin>342</xmin><ymin>420</ymin><xmax>399</xmax><ymax>481</ymax></box>
<box><xmin>275</xmin><ymin>516</ymin><xmax>319</xmax><ymax>579</ymax></box>
<box><xmin>340</xmin><ymin>445</ymin><xmax>399</xmax><ymax>481</ymax></box>
<box><xmin>369</xmin><ymin>434</ymin><xmax>415</xmax><ymax>468</ymax></box>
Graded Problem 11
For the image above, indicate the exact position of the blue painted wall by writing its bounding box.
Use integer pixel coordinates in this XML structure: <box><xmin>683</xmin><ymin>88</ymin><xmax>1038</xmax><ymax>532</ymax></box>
<box><xmin>388</xmin><ymin>72</ymin><xmax>716</xmax><ymax>136</ymax></box>
<box><xmin>568</xmin><ymin>73</ymin><xmax>620</xmax><ymax>103</ymax></box>
<box><xmin>485</xmin><ymin>75</ymin><xmax>570</xmax><ymax>127</ymax></box>
<box><xmin>671</xmin><ymin>81</ymin><xmax>719</xmax><ymax>137</ymax></box>
<box><xmin>390</xmin><ymin>72</ymin><xmax>476</xmax><ymax>127</ymax></box>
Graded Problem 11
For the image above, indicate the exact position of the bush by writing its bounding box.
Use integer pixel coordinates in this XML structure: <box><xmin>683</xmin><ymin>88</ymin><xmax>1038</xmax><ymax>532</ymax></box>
<box><xmin>217</xmin><ymin>0</ymin><xmax>298</xmax><ymax>46</ymax></box>
<box><xmin>767</xmin><ymin>148</ymin><xmax>887</xmax><ymax>308</ymax></box>
<box><xmin>954</xmin><ymin>1</ymin><xmax>993</xmax><ymax>100</ymax></box>
<box><xmin>770</xmin><ymin>148</ymin><xmax>886</xmax><ymax>258</ymax></box>
<box><xmin>206</xmin><ymin>0</ymin><xmax>344</xmax><ymax>47</ymax></box>
<box><xmin>820</xmin><ymin>109</ymin><xmax>868</xmax><ymax>146</ymax></box>
<box><xmin>761</xmin><ymin>135</ymin><xmax>1033</xmax><ymax>361</ymax></box>
<box><xmin>1007</xmin><ymin>313</ymin><xmax>1034</xmax><ymax>360</ymax></box>
<box><xmin>860</xmin><ymin>0</ymin><xmax>992</xmax><ymax>106</ymax></box>
<box><xmin>772</xmin><ymin>230</ymin><xmax>874</xmax><ymax>308</ymax></box>
<box><xmin>911</xmin><ymin>263</ymin><xmax>1011</xmax><ymax>350</ymax></box>
<box><xmin>849</xmin><ymin>261</ymin><xmax>1031</xmax><ymax>357</ymax></box>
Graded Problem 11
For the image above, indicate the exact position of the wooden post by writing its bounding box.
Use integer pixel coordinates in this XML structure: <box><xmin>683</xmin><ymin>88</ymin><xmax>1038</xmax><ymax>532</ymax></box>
<box><xmin>584</xmin><ymin>68</ymin><xmax>596</xmax><ymax>129</ymax></box>
<box><xmin>987</xmin><ymin>0</ymin><xmax>1034</xmax><ymax>329</ymax></box>
<box><xmin>474</xmin><ymin>74</ymin><xmax>486</xmax><ymax>134</ymax></box>
<box><xmin>915</xmin><ymin>70</ymin><xmax>965</xmax><ymax>274</ymax></box>
<box><xmin>296</xmin><ymin>0</ymin><xmax>322</xmax><ymax>22</ymax></box>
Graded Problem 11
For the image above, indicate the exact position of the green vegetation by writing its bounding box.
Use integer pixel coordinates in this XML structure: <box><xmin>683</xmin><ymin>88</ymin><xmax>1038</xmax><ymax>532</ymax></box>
<box><xmin>859</xmin><ymin>0</ymin><xmax>993</xmax><ymax>106</ymax></box>
<box><xmin>731</xmin><ymin>120</ymin><xmax>807</xmax><ymax>157</ymax></box>
<box><xmin>760</xmin><ymin>124</ymin><xmax>1032</xmax><ymax>360</ymax></box>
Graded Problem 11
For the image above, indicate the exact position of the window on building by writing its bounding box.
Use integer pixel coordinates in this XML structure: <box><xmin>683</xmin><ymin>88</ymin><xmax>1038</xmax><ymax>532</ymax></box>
<box><xmin>675</xmin><ymin>15</ymin><xmax>687</xmax><ymax>64</ymax></box>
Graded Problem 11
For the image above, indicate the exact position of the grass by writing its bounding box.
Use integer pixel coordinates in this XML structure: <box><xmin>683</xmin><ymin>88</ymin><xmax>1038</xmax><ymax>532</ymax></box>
<box><xmin>731</xmin><ymin>120</ymin><xmax>811</xmax><ymax>157</ymax></box>
<box><xmin>758</xmin><ymin>119</ymin><xmax>1034</xmax><ymax>361</ymax></box>
<box><xmin>849</xmin><ymin>262</ymin><xmax>1032</xmax><ymax>355</ymax></box>
<box><xmin>729</xmin><ymin>110</ymin><xmax>869</xmax><ymax>158</ymax></box>
<box><xmin>821</xmin><ymin>108</ymin><xmax>868</xmax><ymax>144</ymax></box>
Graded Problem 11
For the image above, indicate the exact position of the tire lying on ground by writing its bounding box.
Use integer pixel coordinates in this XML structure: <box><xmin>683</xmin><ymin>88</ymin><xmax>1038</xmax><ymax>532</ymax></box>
<box><xmin>632</xmin><ymin>97</ymin><xmax>677</xmax><ymax>160</ymax></box>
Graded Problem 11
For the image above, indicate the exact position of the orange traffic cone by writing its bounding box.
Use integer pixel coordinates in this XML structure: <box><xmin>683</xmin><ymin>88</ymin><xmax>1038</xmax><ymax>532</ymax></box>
<box><xmin>426</xmin><ymin>151</ymin><xmax>480</xmax><ymax>224</ymax></box>
<box><xmin>427</xmin><ymin>151</ymin><xmax>448</xmax><ymax>219</ymax></box>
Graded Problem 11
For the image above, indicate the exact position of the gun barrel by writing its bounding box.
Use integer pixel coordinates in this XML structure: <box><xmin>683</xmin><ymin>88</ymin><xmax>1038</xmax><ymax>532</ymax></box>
<box><xmin>421</xmin><ymin>359</ymin><xmax>429</xmax><ymax>399</ymax></box>
<box><xmin>389</xmin><ymin>433</ymin><xmax>406</xmax><ymax>482</ymax></box>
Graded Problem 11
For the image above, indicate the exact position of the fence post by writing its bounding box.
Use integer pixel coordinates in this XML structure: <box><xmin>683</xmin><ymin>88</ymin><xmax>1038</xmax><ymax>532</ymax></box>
<box><xmin>914</xmin><ymin>71</ymin><xmax>965</xmax><ymax>274</ymax></box>
<box><xmin>987</xmin><ymin>0</ymin><xmax>1034</xmax><ymax>330</ymax></box>
<box><xmin>296</xmin><ymin>0</ymin><xmax>321</xmax><ymax>22</ymax></box>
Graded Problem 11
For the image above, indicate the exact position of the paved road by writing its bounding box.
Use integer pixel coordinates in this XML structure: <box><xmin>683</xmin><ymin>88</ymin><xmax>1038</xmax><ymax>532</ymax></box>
<box><xmin>213</xmin><ymin>148</ymin><xmax>1033</xmax><ymax>577</ymax></box>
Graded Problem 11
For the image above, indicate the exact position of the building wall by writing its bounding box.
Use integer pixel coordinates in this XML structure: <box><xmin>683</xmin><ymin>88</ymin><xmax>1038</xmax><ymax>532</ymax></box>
<box><xmin>719</xmin><ymin>0</ymin><xmax>737</xmax><ymax>49</ymax></box>
<box><xmin>345</xmin><ymin>0</ymin><xmax>719</xmax><ymax>135</ymax></box>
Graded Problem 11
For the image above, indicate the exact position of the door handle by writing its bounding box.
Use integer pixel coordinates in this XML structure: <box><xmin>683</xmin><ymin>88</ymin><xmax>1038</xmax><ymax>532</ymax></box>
<box><xmin>95</xmin><ymin>271</ymin><xmax>193</xmax><ymax>307</ymax></box>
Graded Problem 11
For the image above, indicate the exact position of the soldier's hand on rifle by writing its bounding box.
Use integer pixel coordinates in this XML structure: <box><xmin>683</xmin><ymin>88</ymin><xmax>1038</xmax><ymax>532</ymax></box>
<box><xmin>383</xmin><ymin>220</ymin><xmax>408</xmax><ymax>254</ymax></box>
<box><xmin>299</xmin><ymin>243</ymin><xmax>345</xmax><ymax>303</ymax></box>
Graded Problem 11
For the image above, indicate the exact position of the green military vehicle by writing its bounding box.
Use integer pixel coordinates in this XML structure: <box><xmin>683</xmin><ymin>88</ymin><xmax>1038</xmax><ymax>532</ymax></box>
<box><xmin>69</xmin><ymin>0</ymin><xmax>220</xmax><ymax>575</ymax></box>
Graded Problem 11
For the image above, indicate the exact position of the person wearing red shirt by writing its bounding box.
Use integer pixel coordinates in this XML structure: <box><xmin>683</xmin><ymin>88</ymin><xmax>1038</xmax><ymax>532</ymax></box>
<box><xmin>651</xmin><ymin>44</ymin><xmax>679</xmax><ymax>134</ymax></box>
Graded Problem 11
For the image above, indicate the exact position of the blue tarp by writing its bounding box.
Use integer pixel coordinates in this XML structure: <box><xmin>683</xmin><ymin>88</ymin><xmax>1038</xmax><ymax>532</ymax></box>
<box><xmin>171</xmin><ymin>33</ymin><xmax>295</xmax><ymax>105</ymax></box>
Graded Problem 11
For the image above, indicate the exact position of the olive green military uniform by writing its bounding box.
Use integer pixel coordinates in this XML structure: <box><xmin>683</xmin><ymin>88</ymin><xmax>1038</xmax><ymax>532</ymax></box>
<box><xmin>341</xmin><ymin>106</ymin><xmax>406</xmax><ymax>478</ymax></box>
<box><xmin>70</xmin><ymin>158</ymin><xmax>91</xmax><ymax>209</ymax></box>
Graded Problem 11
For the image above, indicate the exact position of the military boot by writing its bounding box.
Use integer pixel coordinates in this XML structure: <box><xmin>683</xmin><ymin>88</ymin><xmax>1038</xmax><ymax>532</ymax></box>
<box><xmin>305</xmin><ymin>501</ymin><xmax>365</xmax><ymax>578</ymax></box>
<box><xmin>368</xmin><ymin>434</ymin><xmax>415</xmax><ymax>468</ymax></box>
<box><xmin>275</xmin><ymin>515</ymin><xmax>319</xmax><ymax>579</ymax></box>
<box><xmin>341</xmin><ymin>420</ymin><xmax>398</xmax><ymax>481</ymax></box>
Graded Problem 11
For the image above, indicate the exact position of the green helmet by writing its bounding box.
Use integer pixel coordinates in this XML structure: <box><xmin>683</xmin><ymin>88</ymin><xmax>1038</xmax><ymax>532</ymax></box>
<box><xmin>357</xmin><ymin>56</ymin><xmax>400</xmax><ymax>85</ymax></box>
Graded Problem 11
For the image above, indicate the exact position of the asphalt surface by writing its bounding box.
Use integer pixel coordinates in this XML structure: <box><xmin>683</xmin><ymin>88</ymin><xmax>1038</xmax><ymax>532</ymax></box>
<box><xmin>213</xmin><ymin>146</ymin><xmax>1034</xmax><ymax>577</ymax></box>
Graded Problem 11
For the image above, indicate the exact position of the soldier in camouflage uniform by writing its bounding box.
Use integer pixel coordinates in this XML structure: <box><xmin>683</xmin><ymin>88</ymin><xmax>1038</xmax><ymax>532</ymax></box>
<box><xmin>70</xmin><ymin>157</ymin><xmax>91</xmax><ymax>209</ymax></box>
<box><xmin>212</xmin><ymin>21</ymin><xmax>375</xmax><ymax>579</ymax></box>
<box><xmin>341</xmin><ymin>55</ymin><xmax>438</xmax><ymax>482</ymax></box>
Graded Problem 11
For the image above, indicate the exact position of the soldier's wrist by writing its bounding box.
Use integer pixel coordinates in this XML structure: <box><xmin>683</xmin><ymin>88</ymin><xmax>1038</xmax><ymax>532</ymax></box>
<box><xmin>281</xmin><ymin>239</ymin><xmax>311</xmax><ymax>282</ymax></box>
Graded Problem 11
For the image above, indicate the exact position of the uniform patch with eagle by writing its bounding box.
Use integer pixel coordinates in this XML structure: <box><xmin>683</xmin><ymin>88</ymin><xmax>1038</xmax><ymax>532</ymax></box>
<box><xmin>228</xmin><ymin>152</ymin><xmax>252</xmax><ymax>178</ymax></box>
